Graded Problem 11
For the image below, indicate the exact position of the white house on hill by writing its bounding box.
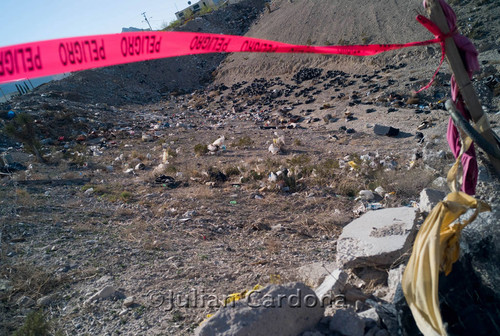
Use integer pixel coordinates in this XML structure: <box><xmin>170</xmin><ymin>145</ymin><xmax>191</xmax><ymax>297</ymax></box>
<box><xmin>174</xmin><ymin>0</ymin><xmax>227</xmax><ymax>20</ymax></box>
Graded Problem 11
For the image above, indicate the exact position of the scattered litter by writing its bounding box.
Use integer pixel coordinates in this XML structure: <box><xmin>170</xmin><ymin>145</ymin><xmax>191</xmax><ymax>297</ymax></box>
<box><xmin>348</xmin><ymin>161</ymin><xmax>359</xmax><ymax>170</ymax></box>
<box><xmin>367</xmin><ymin>202</ymin><xmax>384</xmax><ymax>210</ymax></box>
<box><xmin>154</xmin><ymin>175</ymin><xmax>180</xmax><ymax>188</ymax></box>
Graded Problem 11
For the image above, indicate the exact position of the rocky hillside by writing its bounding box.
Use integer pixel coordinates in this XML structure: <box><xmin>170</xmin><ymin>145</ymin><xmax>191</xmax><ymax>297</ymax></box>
<box><xmin>34</xmin><ymin>0</ymin><xmax>267</xmax><ymax>106</ymax></box>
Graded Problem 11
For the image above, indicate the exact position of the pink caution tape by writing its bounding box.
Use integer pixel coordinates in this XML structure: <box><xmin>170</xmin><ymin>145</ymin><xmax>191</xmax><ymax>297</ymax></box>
<box><xmin>0</xmin><ymin>15</ymin><xmax>449</xmax><ymax>86</ymax></box>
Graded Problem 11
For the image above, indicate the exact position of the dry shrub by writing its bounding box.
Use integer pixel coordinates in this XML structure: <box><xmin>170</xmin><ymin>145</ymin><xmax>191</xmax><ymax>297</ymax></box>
<box><xmin>264</xmin><ymin>237</ymin><xmax>282</xmax><ymax>254</ymax></box>
<box><xmin>231</xmin><ymin>136</ymin><xmax>254</xmax><ymax>148</ymax></box>
<box><xmin>194</xmin><ymin>144</ymin><xmax>208</xmax><ymax>156</ymax></box>
<box><xmin>15</xmin><ymin>188</ymin><xmax>32</xmax><ymax>206</ymax></box>
<box><xmin>0</xmin><ymin>262</ymin><xmax>67</xmax><ymax>301</ymax></box>
<box><xmin>374</xmin><ymin>167</ymin><xmax>435</xmax><ymax>201</ymax></box>
<box><xmin>331</xmin><ymin>173</ymin><xmax>364</xmax><ymax>197</ymax></box>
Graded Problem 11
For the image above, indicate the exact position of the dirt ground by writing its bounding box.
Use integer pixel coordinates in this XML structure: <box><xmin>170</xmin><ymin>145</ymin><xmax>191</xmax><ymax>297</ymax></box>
<box><xmin>1</xmin><ymin>0</ymin><xmax>499</xmax><ymax>335</ymax></box>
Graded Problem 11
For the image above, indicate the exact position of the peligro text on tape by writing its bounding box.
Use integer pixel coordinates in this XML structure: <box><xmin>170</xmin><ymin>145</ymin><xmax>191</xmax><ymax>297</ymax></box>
<box><xmin>59</xmin><ymin>39</ymin><xmax>106</xmax><ymax>66</ymax></box>
<box><xmin>0</xmin><ymin>15</ymin><xmax>448</xmax><ymax>85</ymax></box>
<box><xmin>0</xmin><ymin>46</ymin><xmax>43</xmax><ymax>76</ymax></box>
<box><xmin>121</xmin><ymin>35</ymin><xmax>162</xmax><ymax>57</ymax></box>
<box><xmin>190</xmin><ymin>36</ymin><xmax>231</xmax><ymax>52</ymax></box>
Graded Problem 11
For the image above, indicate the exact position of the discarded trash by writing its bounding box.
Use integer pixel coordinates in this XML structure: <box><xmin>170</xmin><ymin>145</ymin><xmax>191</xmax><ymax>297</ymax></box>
<box><xmin>135</xmin><ymin>163</ymin><xmax>146</xmax><ymax>170</ymax></box>
<box><xmin>348</xmin><ymin>161</ymin><xmax>359</xmax><ymax>170</ymax></box>
<box><xmin>374</xmin><ymin>124</ymin><xmax>400</xmax><ymax>137</ymax></box>
<box><xmin>367</xmin><ymin>202</ymin><xmax>383</xmax><ymax>210</ymax></box>
<box><xmin>268</xmin><ymin>143</ymin><xmax>280</xmax><ymax>155</ymax></box>
<box><xmin>142</xmin><ymin>133</ymin><xmax>153</xmax><ymax>142</ymax></box>
<box><xmin>374</xmin><ymin>186</ymin><xmax>385</xmax><ymax>197</ymax></box>
<box><xmin>229</xmin><ymin>200</ymin><xmax>237</xmax><ymax>205</ymax></box>
<box><xmin>417</xmin><ymin>121</ymin><xmax>430</xmax><ymax>130</ymax></box>
<box><xmin>212</xmin><ymin>136</ymin><xmax>225</xmax><ymax>147</ymax></box>
<box><xmin>154</xmin><ymin>175</ymin><xmax>180</xmax><ymax>188</ymax></box>
<box><xmin>7</xmin><ymin>110</ymin><xmax>15</xmax><ymax>119</ymax></box>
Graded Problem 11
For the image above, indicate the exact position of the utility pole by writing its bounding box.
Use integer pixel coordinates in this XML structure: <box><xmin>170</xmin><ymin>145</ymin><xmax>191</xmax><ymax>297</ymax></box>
<box><xmin>142</xmin><ymin>12</ymin><xmax>153</xmax><ymax>30</ymax></box>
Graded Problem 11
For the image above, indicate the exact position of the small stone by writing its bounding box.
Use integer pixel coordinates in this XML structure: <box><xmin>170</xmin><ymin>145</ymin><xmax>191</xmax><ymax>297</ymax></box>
<box><xmin>17</xmin><ymin>296</ymin><xmax>36</xmax><ymax>308</ymax></box>
<box><xmin>431</xmin><ymin>176</ymin><xmax>448</xmax><ymax>191</ymax></box>
<box><xmin>358</xmin><ymin>190</ymin><xmax>374</xmax><ymax>201</ymax></box>
<box><xmin>271</xmin><ymin>224</ymin><xmax>284</xmax><ymax>231</ymax></box>
<box><xmin>37</xmin><ymin>294</ymin><xmax>55</xmax><ymax>307</ymax></box>
<box><xmin>85</xmin><ymin>285</ymin><xmax>117</xmax><ymax>305</ymax></box>
<box><xmin>123</xmin><ymin>296</ymin><xmax>135</xmax><ymax>308</ymax></box>
<box><xmin>142</xmin><ymin>134</ymin><xmax>153</xmax><ymax>142</ymax></box>
<box><xmin>96</xmin><ymin>285</ymin><xmax>116</xmax><ymax>299</ymax></box>
<box><xmin>419</xmin><ymin>188</ymin><xmax>445</xmax><ymax>214</ymax></box>
<box><xmin>357</xmin><ymin>307</ymin><xmax>379</xmax><ymax>324</ymax></box>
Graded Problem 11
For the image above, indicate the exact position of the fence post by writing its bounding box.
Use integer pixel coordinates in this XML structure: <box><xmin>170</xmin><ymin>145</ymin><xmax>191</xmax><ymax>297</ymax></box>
<box><xmin>425</xmin><ymin>0</ymin><xmax>500</xmax><ymax>175</ymax></box>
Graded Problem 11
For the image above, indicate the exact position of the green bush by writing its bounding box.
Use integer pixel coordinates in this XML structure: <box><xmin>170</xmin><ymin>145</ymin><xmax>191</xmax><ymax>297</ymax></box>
<box><xmin>194</xmin><ymin>144</ymin><xmax>208</xmax><ymax>156</ymax></box>
<box><xmin>4</xmin><ymin>113</ymin><xmax>45</xmax><ymax>162</ymax></box>
<box><xmin>13</xmin><ymin>310</ymin><xmax>50</xmax><ymax>336</ymax></box>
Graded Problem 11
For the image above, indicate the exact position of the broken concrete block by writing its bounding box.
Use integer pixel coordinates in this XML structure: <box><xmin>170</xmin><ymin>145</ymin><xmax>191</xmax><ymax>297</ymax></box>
<box><xmin>384</xmin><ymin>265</ymin><xmax>405</xmax><ymax>302</ymax></box>
<box><xmin>314</xmin><ymin>269</ymin><xmax>348</xmax><ymax>303</ymax></box>
<box><xmin>329</xmin><ymin>308</ymin><xmax>365</xmax><ymax>336</ymax></box>
<box><xmin>336</xmin><ymin>207</ymin><xmax>417</xmax><ymax>268</ymax></box>
<box><xmin>419</xmin><ymin>188</ymin><xmax>445</xmax><ymax>214</ymax></box>
<box><xmin>296</xmin><ymin>262</ymin><xmax>338</xmax><ymax>288</ymax></box>
<box><xmin>195</xmin><ymin>283</ymin><xmax>324</xmax><ymax>336</ymax></box>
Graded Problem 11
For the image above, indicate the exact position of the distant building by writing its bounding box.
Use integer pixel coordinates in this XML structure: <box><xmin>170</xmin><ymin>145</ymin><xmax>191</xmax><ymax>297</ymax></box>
<box><xmin>174</xmin><ymin>0</ymin><xmax>225</xmax><ymax>20</ymax></box>
<box><xmin>121</xmin><ymin>27</ymin><xmax>152</xmax><ymax>33</ymax></box>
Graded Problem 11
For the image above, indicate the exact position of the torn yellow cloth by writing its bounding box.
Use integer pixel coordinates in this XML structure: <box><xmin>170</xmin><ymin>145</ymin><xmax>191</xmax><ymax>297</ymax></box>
<box><xmin>402</xmin><ymin>191</ymin><xmax>490</xmax><ymax>336</ymax></box>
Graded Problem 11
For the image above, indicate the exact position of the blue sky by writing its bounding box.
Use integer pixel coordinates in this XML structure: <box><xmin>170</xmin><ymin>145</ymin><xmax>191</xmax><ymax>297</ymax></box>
<box><xmin>0</xmin><ymin>0</ymin><xmax>189</xmax><ymax>47</ymax></box>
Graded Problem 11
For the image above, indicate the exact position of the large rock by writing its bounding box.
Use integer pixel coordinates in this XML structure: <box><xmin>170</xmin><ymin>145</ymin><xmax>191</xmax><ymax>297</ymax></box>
<box><xmin>329</xmin><ymin>309</ymin><xmax>365</xmax><ymax>336</ymax></box>
<box><xmin>336</xmin><ymin>207</ymin><xmax>417</xmax><ymax>267</ymax></box>
<box><xmin>195</xmin><ymin>282</ymin><xmax>324</xmax><ymax>336</ymax></box>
